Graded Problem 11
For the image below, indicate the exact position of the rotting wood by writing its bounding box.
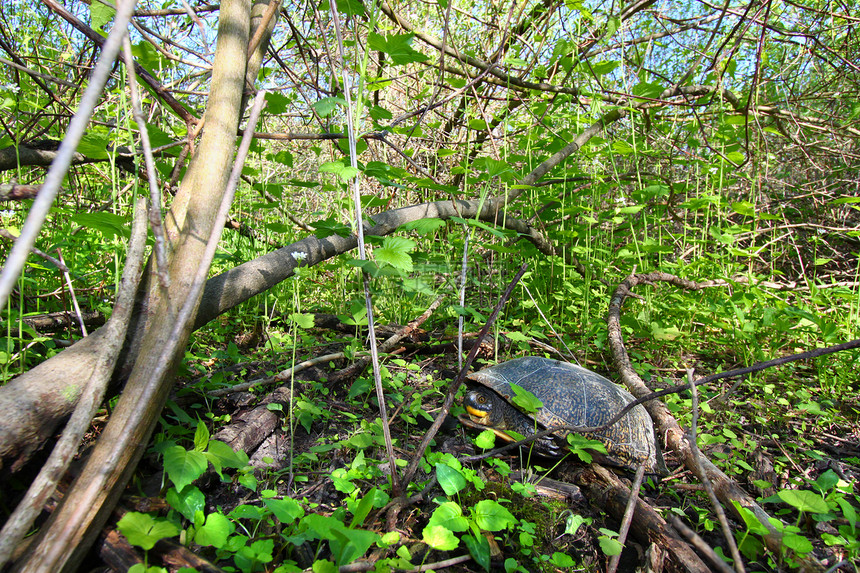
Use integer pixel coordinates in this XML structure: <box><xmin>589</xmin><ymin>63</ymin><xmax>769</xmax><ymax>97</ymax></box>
<box><xmin>576</xmin><ymin>464</ymin><xmax>711</xmax><ymax>573</ymax></box>
<box><xmin>606</xmin><ymin>271</ymin><xmax>826</xmax><ymax>572</ymax></box>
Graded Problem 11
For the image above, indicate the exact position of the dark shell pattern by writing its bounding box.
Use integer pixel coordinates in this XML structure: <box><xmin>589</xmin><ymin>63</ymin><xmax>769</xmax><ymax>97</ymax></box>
<box><xmin>467</xmin><ymin>356</ymin><xmax>665</xmax><ymax>473</ymax></box>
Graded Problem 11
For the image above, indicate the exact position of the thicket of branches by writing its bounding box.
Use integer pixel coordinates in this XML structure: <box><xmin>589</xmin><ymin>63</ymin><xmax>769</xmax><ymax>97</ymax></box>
<box><xmin>0</xmin><ymin>0</ymin><xmax>857</xmax><ymax>570</ymax></box>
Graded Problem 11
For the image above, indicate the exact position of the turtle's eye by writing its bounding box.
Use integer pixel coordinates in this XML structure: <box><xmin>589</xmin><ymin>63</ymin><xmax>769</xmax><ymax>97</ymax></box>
<box><xmin>476</xmin><ymin>394</ymin><xmax>487</xmax><ymax>404</ymax></box>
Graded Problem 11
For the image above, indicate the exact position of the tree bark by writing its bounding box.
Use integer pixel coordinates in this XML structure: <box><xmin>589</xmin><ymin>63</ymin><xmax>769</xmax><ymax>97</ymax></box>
<box><xmin>9</xmin><ymin>1</ymin><xmax>251</xmax><ymax>570</ymax></box>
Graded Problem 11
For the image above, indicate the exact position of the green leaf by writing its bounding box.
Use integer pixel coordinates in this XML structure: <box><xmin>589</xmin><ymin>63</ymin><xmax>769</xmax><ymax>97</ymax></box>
<box><xmin>265</xmin><ymin>497</ymin><xmax>305</xmax><ymax>524</ymax></box>
<box><xmin>71</xmin><ymin>212</ymin><xmax>131</xmax><ymax>240</ymax></box>
<box><xmin>435</xmin><ymin>463</ymin><xmax>467</xmax><ymax>496</ymax></box>
<box><xmin>90</xmin><ymin>1</ymin><xmax>115</xmax><ymax>32</ymax></box>
<box><xmin>368</xmin><ymin>33</ymin><xmax>429</xmax><ymax>65</ymax></box>
<box><xmin>312</xmin><ymin>97</ymin><xmax>345</xmax><ymax>117</ymax></box>
<box><xmin>564</xmin><ymin>513</ymin><xmax>590</xmax><ymax>536</ymax></box>
<box><xmin>312</xmin><ymin>559</ymin><xmax>338</xmax><ymax>573</ymax></box>
<box><xmin>322</xmin><ymin>0</ymin><xmax>365</xmax><ymax>16</ymax></box>
<box><xmin>777</xmin><ymin>489</ymin><xmax>829</xmax><ymax>514</ymax></box>
<box><xmin>319</xmin><ymin>160</ymin><xmax>359</xmax><ymax>182</ymax></box>
<box><xmin>428</xmin><ymin>501</ymin><xmax>469</xmax><ymax>532</ymax></box>
<box><xmin>375</xmin><ymin>236</ymin><xmax>415</xmax><ymax>272</ymax></box>
<box><xmin>473</xmin><ymin>500</ymin><xmax>516</xmax><ymax>532</ymax></box>
<box><xmin>163</xmin><ymin>445</ymin><xmax>208</xmax><ymax>491</ymax></box>
<box><xmin>509</xmin><ymin>383</ymin><xmax>542</xmax><ymax>414</ymax></box>
<box><xmin>205</xmin><ymin>439</ymin><xmax>249</xmax><ymax>477</ymax></box>
<box><xmin>77</xmin><ymin>132</ymin><xmax>110</xmax><ymax>159</ymax></box>
<box><xmin>290</xmin><ymin>312</ymin><xmax>316</xmax><ymax>329</ymax></box>
<box><xmin>731</xmin><ymin>201</ymin><xmax>756</xmax><ymax>217</ymax></box>
<box><xmin>331</xmin><ymin>527</ymin><xmax>379</xmax><ymax>565</ymax></box>
<box><xmin>117</xmin><ymin>512</ymin><xmax>180</xmax><ymax>551</ymax></box>
<box><xmin>194</xmin><ymin>512</ymin><xmax>235</xmax><ymax>548</ymax></box>
<box><xmin>193</xmin><ymin>420</ymin><xmax>210</xmax><ymax>452</ymax></box>
<box><xmin>166</xmin><ymin>485</ymin><xmax>205</xmax><ymax>522</ymax></box>
<box><xmin>463</xmin><ymin>533</ymin><xmax>491</xmax><ymax>571</ymax></box>
<box><xmin>400</xmin><ymin>218</ymin><xmax>446</xmax><ymax>235</ymax></box>
<box><xmin>598</xmin><ymin>536</ymin><xmax>623</xmax><ymax>556</ymax></box>
<box><xmin>265</xmin><ymin>92</ymin><xmax>290</xmax><ymax>115</ymax></box>
<box><xmin>349</xmin><ymin>487</ymin><xmax>378</xmax><ymax>528</ymax></box>
<box><xmin>731</xmin><ymin>501</ymin><xmax>771</xmax><ymax>535</ymax></box>
<box><xmin>781</xmin><ymin>532</ymin><xmax>813</xmax><ymax>554</ymax></box>
<box><xmin>474</xmin><ymin>429</ymin><xmax>496</xmax><ymax>450</ymax></box>
<box><xmin>422</xmin><ymin>524</ymin><xmax>459</xmax><ymax>550</ymax></box>
<box><xmin>591</xmin><ymin>60</ymin><xmax>619</xmax><ymax>76</ymax></box>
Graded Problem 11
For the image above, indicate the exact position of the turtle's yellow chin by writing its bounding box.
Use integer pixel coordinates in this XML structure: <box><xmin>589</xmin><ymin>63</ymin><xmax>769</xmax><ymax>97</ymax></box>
<box><xmin>466</xmin><ymin>405</ymin><xmax>489</xmax><ymax>424</ymax></box>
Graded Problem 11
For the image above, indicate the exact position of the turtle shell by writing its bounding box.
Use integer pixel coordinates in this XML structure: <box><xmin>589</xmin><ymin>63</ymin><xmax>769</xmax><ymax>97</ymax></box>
<box><xmin>465</xmin><ymin>356</ymin><xmax>666</xmax><ymax>474</ymax></box>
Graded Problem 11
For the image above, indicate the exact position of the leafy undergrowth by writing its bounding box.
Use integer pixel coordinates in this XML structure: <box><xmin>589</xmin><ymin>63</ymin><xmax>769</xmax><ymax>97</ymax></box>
<box><xmin>105</xmin><ymin>327</ymin><xmax>860</xmax><ymax>573</ymax></box>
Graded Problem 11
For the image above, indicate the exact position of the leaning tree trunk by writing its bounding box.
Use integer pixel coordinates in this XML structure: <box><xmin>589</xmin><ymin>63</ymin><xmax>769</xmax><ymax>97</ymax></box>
<box><xmin>10</xmin><ymin>1</ymin><xmax>252</xmax><ymax>570</ymax></box>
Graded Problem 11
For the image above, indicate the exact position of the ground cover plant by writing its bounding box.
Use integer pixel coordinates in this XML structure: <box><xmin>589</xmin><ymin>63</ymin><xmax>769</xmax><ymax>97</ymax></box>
<box><xmin>0</xmin><ymin>0</ymin><xmax>858</xmax><ymax>571</ymax></box>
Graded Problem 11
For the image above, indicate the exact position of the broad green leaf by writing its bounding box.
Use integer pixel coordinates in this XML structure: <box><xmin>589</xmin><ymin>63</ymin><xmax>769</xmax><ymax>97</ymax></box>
<box><xmin>322</xmin><ymin>0</ymin><xmax>365</xmax><ymax>16</ymax></box>
<box><xmin>731</xmin><ymin>201</ymin><xmax>756</xmax><ymax>217</ymax></box>
<box><xmin>349</xmin><ymin>487</ymin><xmax>378</xmax><ymax>528</ymax></box>
<box><xmin>194</xmin><ymin>512</ymin><xmax>235</xmax><ymax>548</ymax></box>
<box><xmin>265</xmin><ymin>497</ymin><xmax>305</xmax><ymax>524</ymax></box>
<box><xmin>564</xmin><ymin>513</ymin><xmax>590</xmax><ymax>535</ymax></box>
<box><xmin>436</xmin><ymin>463</ymin><xmax>467</xmax><ymax>496</ymax></box>
<box><xmin>781</xmin><ymin>532</ymin><xmax>813</xmax><ymax>554</ymax></box>
<box><xmin>428</xmin><ymin>501</ymin><xmax>469</xmax><ymax>532</ymax></box>
<box><xmin>166</xmin><ymin>485</ymin><xmax>205</xmax><ymax>522</ymax></box>
<box><xmin>599</xmin><ymin>536</ymin><xmax>623</xmax><ymax>556</ymax></box>
<box><xmin>731</xmin><ymin>501</ymin><xmax>771</xmax><ymax>535</ymax></box>
<box><xmin>463</xmin><ymin>533</ymin><xmax>491</xmax><ymax>571</ymax></box>
<box><xmin>837</xmin><ymin>498</ymin><xmax>856</xmax><ymax>529</ymax></box>
<box><xmin>71</xmin><ymin>212</ymin><xmax>130</xmax><ymax>240</ymax></box>
<box><xmin>724</xmin><ymin>151</ymin><xmax>745</xmax><ymax>163</ymax></box>
<box><xmin>77</xmin><ymin>132</ymin><xmax>110</xmax><ymax>160</ymax></box>
<box><xmin>90</xmin><ymin>2</ymin><xmax>115</xmax><ymax>33</ymax></box>
<box><xmin>592</xmin><ymin>60</ymin><xmax>619</xmax><ymax>76</ymax></box>
<box><xmin>265</xmin><ymin>92</ymin><xmax>290</xmax><ymax>115</ymax></box>
<box><xmin>777</xmin><ymin>489</ymin><xmax>829</xmax><ymax>514</ymax></box>
<box><xmin>422</xmin><ymin>524</ymin><xmax>459</xmax><ymax>550</ymax></box>
<box><xmin>205</xmin><ymin>439</ymin><xmax>249</xmax><ymax>477</ymax></box>
<box><xmin>319</xmin><ymin>160</ymin><xmax>359</xmax><ymax>181</ymax></box>
<box><xmin>509</xmin><ymin>383</ymin><xmax>542</xmax><ymax>414</ymax></box>
<box><xmin>312</xmin><ymin>559</ymin><xmax>338</xmax><ymax>573</ymax></box>
<box><xmin>230</xmin><ymin>504</ymin><xmax>267</xmax><ymax>520</ymax></box>
<box><xmin>375</xmin><ymin>247</ymin><xmax>413</xmax><ymax>272</ymax></box>
<box><xmin>474</xmin><ymin>430</ymin><xmax>496</xmax><ymax>450</ymax></box>
<box><xmin>290</xmin><ymin>312</ymin><xmax>316</xmax><ymax>328</ymax></box>
<box><xmin>473</xmin><ymin>499</ymin><xmax>516</xmax><ymax>531</ymax></box>
<box><xmin>234</xmin><ymin>539</ymin><xmax>275</xmax><ymax>572</ymax></box>
<box><xmin>312</xmin><ymin>97</ymin><xmax>345</xmax><ymax>117</ymax></box>
<box><xmin>117</xmin><ymin>512</ymin><xmax>180</xmax><ymax>551</ymax></box>
<box><xmin>368</xmin><ymin>33</ymin><xmax>429</xmax><ymax>65</ymax></box>
<box><xmin>163</xmin><ymin>445</ymin><xmax>208</xmax><ymax>491</ymax></box>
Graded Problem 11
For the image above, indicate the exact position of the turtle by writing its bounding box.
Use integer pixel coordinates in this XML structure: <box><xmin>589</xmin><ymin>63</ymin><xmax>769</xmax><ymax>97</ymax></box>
<box><xmin>462</xmin><ymin>356</ymin><xmax>667</xmax><ymax>474</ymax></box>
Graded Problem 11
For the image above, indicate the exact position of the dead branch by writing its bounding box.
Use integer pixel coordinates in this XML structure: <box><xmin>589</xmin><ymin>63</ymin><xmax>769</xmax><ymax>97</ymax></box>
<box><xmin>606</xmin><ymin>271</ymin><xmax>826</xmax><ymax>572</ymax></box>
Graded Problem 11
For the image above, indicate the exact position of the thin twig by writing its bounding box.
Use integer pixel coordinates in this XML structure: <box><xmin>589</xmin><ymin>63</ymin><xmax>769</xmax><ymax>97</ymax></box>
<box><xmin>687</xmin><ymin>369</ymin><xmax>744</xmax><ymax>573</ymax></box>
<box><xmin>121</xmin><ymin>35</ymin><xmax>170</xmax><ymax>290</ymax></box>
<box><xmin>56</xmin><ymin>249</ymin><xmax>87</xmax><ymax>337</ymax></box>
<box><xmin>670</xmin><ymin>516</ymin><xmax>736</xmax><ymax>573</ymax></box>
<box><xmin>607</xmin><ymin>461</ymin><xmax>646</xmax><ymax>573</ymax></box>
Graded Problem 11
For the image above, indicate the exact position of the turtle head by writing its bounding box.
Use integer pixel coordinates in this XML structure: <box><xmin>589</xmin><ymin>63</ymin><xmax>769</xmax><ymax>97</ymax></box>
<box><xmin>463</xmin><ymin>387</ymin><xmax>507</xmax><ymax>428</ymax></box>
